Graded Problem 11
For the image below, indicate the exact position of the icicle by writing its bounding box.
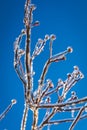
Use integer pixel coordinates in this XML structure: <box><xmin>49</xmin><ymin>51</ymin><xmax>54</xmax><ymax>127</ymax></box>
<box><xmin>71</xmin><ymin>109</ymin><xmax>75</xmax><ymax>118</ymax></box>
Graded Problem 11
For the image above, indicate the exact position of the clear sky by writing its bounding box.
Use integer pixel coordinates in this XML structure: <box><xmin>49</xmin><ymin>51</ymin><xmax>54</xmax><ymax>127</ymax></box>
<box><xmin>0</xmin><ymin>0</ymin><xmax>87</xmax><ymax>130</ymax></box>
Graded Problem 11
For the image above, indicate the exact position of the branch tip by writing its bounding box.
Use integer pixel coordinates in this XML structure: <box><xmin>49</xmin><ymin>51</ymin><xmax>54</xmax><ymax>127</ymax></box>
<box><xmin>11</xmin><ymin>99</ymin><xmax>17</xmax><ymax>105</ymax></box>
<box><xmin>67</xmin><ymin>47</ymin><xmax>73</xmax><ymax>53</ymax></box>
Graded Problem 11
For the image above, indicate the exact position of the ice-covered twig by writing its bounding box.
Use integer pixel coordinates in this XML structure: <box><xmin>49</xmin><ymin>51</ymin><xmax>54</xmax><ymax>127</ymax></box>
<box><xmin>0</xmin><ymin>99</ymin><xmax>17</xmax><ymax>120</ymax></box>
<box><xmin>37</xmin><ymin>97</ymin><xmax>87</xmax><ymax>109</ymax></box>
<box><xmin>58</xmin><ymin>66</ymin><xmax>84</xmax><ymax>102</ymax></box>
<box><xmin>32</xmin><ymin>34</ymin><xmax>50</xmax><ymax>60</ymax></box>
<box><xmin>14</xmin><ymin>30</ymin><xmax>26</xmax><ymax>85</ymax></box>
<box><xmin>21</xmin><ymin>103</ymin><xmax>29</xmax><ymax>130</ymax></box>
<box><xmin>24</xmin><ymin>0</ymin><xmax>35</xmax><ymax>102</ymax></box>
<box><xmin>46</xmin><ymin>113</ymin><xmax>87</xmax><ymax>126</ymax></box>
<box><xmin>37</xmin><ymin>47</ymin><xmax>73</xmax><ymax>101</ymax></box>
<box><xmin>49</xmin><ymin>34</ymin><xmax>56</xmax><ymax>58</ymax></box>
<box><xmin>69</xmin><ymin>105</ymin><xmax>87</xmax><ymax>130</ymax></box>
<box><xmin>38</xmin><ymin>99</ymin><xmax>87</xmax><ymax>129</ymax></box>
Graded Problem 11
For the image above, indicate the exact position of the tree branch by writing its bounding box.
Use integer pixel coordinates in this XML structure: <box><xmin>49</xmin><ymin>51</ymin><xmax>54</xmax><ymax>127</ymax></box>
<box><xmin>21</xmin><ymin>103</ymin><xmax>29</xmax><ymax>130</ymax></box>
<box><xmin>37</xmin><ymin>47</ymin><xmax>73</xmax><ymax>101</ymax></box>
<box><xmin>69</xmin><ymin>105</ymin><xmax>87</xmax><ymax>130</ymax></box>
<box><xmin>37</xmin><ymin>97</ymin><xmax>87</xmax><ymax>109</ymax></box>
<box><xmin>47</xmin><ymin>113</ymin><xmax>87</xmax><ymax>125</ymax></box>
<box><xmin>14</xmin><ymin>30</ymin><xmax>26</xmax><ymax>86</ymax></box>
<box><xmin>0</xmin><ymin>99</ymin><xmax>16</xmax><ymax>120</ymax></box>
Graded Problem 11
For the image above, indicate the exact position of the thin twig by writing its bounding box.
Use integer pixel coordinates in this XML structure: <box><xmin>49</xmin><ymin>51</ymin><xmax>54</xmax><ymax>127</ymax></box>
<box><xmin>0</xmin><ymin>99</ymin><xmax>16</xmax><ymax>120</ymax></box>
<box><xmin>21</xmin><ymin>103</ymin><xmax>29</xmax><ymax>130</ymax></box>
<box><xmin>37</xmin><ymin>97</ymin><xmax>87</xmax><ymax>109</ymax></box>
<box><xmin>69</xmin><ymin>105</ymin><xmax>87</xmax><ymax>130</ymax></box>
<box><xmin>38</xmin><ymin>47</ymin><xmax>73</xmax><ymax>99</ymax></box>
<box><xmin>24</xmin><ymin>0</ymin><xmax>33</xmax><ymax>103</ymax></box>
<box><xmin>47</xmin><ymin>113</ymin><xmax>87</xmax><ymax>125</ymax></box>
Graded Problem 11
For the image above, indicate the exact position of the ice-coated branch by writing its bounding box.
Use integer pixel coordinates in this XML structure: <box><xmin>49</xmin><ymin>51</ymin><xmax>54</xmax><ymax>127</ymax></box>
<box><xmin>69</xmin><ymin>105</ymin><xmax>87</xmax><ymax>130</ymax></box>
<box><xmin>38</xmin><ymin>97</ymin><xmax>87</xmax><ymax>129</ymax></box>
<box><xmin>0</xmin><ymin>99</ymin><xmax>17</xmax><ymax>120</ymax></box>
<box><xmin>14</xmin><ymin>30</ymin><xmax>26</xmax><ymax>85</ymax></box>
<box><xmin>37</xmin><ymin>47</ymin><xmax>73</xmax><ymax>100</ymax></box>
<box><xmin>21</xmin><ymin>103</ymin><xmax>29</xmax><ymax>130</ymax></box>
<box><xmin>37</xmin><ymin>97</ymin><xmax>87</xmax><ymax>109</ymax></box>
<box><xmin>46</xmin><ymin>113</ymin><xmax>87</xmax><ymax>126</ymax></box>
<box><xmin>12</xmin><ymin>0</ymin><xmax>87</xmax><ymax>130</ymax></box>
<box><xmin>24</xmin><ymin>0</ymin><xmax>33</xmax><ymax>102</ymax></box>
<box><xmin>32</xmin><ymin>35</ymin><xmax>49</xmax><ymax>60</ymax></box>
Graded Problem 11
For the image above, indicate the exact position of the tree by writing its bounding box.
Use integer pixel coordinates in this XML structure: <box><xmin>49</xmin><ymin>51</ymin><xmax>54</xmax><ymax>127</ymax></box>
<box><xmin>0</xmin><ymin>0</ymin><xmax>87</xmax><ymax>130</ymax></box>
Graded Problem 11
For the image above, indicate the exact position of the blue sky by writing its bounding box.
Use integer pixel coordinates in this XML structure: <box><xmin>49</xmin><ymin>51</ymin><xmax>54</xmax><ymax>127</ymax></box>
<box><xmin>0</xmin><ymin>0</ymin><xmax>87</xmax><ymax>130</ymax></box>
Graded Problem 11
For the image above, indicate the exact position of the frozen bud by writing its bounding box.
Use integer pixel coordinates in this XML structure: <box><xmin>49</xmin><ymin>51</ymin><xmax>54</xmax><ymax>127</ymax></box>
<box><xmin>74</xmin><ymin>66</ymin><xmax>79</xmax><ymax>71</ymax></box>
<box><xmin>45</xmin><ymin>34</ymin><xmax>50</xmax><ymax>40</ymax></box>
<box><xmin>49</xmin><ymin>81</ymin><xmax>54</xmax><ymax>88</ymax></box>
<box><xmin>21</xmin><ymin>29</ymin><xmax>26</xmax><ymax>34</ymax></box>
<box><xmin>50</xmin><ymin>34</ymin><xmax>56</xmax><ymax>40</ymax></box>
<box><xmin>45</xmin><ymin>97</ymin><xmax>51</xmax><ymax>103</ymax></box>
<box><xmin>67</xmin><ymin>47</ymin><xmax>73</xmax><ymax>53</ymax></box>
<box><xmin>80</xmin><ymin>72</ymin><xmax>84</xmax><ymax>79</ymax></box>
<box><xmin>58</xmin><ymin>78</ymin><xmax>64</xmax><ymax>86</ymax></box>
<box><xmin>11</xmin><ymin>99</ymin><xmax>17</xmax><ymax>105</ymax></box>
<box><xmin>18</xmin><ymin>49</ymin><xmax>25</xmax><ymax>54</ymax></box>
<box><xmin>46</xmin><ymin>79</ymin><xmax>51</xmax><ymax>84</ymax></box>
<box><xmin>71</xmin><ymin>91</ymin><xmax>76</xmax><ymax>96</ymax></box>
<box><xmin>67</xmin><ymin>73</ymin><xmax>72</xmax><ymax>78</ymax></box>
<box><xmin>32</xmin><ymin>21</ymin><xmax>40</xmax><ymax>27</ymax></box>
<box><xmin>38</xmin><ymin>38</ymin><xmax>43</xmax><ymax>44</ymax></box>
<box><xmin>18</xmin><ymin>49</ymin><xmax>25</xmax><ymax>57</ymax></box>
<box><xmin>30</xmin><ymin>4</ymin><xmax>37</xmax><ymax>11</ymax></box>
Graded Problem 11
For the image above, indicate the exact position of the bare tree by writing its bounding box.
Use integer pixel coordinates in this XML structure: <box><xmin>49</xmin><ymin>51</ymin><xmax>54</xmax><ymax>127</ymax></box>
<box><xmin>1</xmin><ymin>0</ymin><xmax>87</xmax><ymax>130</ymax></box>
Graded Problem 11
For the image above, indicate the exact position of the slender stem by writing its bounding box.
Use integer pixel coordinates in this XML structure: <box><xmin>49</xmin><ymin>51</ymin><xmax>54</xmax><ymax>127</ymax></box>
<box><xmin>69</xmin><ymin>105</ymin><xmax>87</xmax><ymax>130</ymax></box>
<box><xmin>32</xmin><ymin>108</ymin><xmax>38</xmax><ymax>130</ymax></box>
<box><xmin>39</xmin><ymin>109</ymin><xmax>56</xmax><ymax>129</ymax></box>
<box><xmin>37</xmin><ymin>97</ymin><xmax>87</xmax><ymax>109</ymax></box>
<box><xmin>38</xmin><ymin>48</ymin><xmax>71</xmax><ymax>98</ymax></box>
<box><xmin>49</xmin><ymin>40</ymin><xmax>53</xmax><ymax>58</ymax></box>
<box><xmin>38</xmin><ymin>110</ymin><xmax>87</xmax><ymax>129</ymax></box>
<box><xmin>14</xmin><ymin>31</ymin><xmax>26</xmax><ymax>86</ymax></box>
<box><xmin>24</xmin><ymin>0</ymin><xmax>33</xmax><ymax>102</ymax></box>
<box><xmin>47</xmin><ymin>113</ymin><xmax>87</xmax><ymax>125</ymax></box>
<box><xmin>21</xmin><ymin>103</ymin><xmax>29</xmax><ymax>130</ymax></box>
<box><xmin>37</xmin><ymin>59</ymin><xmax>50</xmax><ymax>101</ymax></box>
<box><xmin>0</xmin><ymin>99</ymin><xmax>16</xmax><ymax>120</ymax></box>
